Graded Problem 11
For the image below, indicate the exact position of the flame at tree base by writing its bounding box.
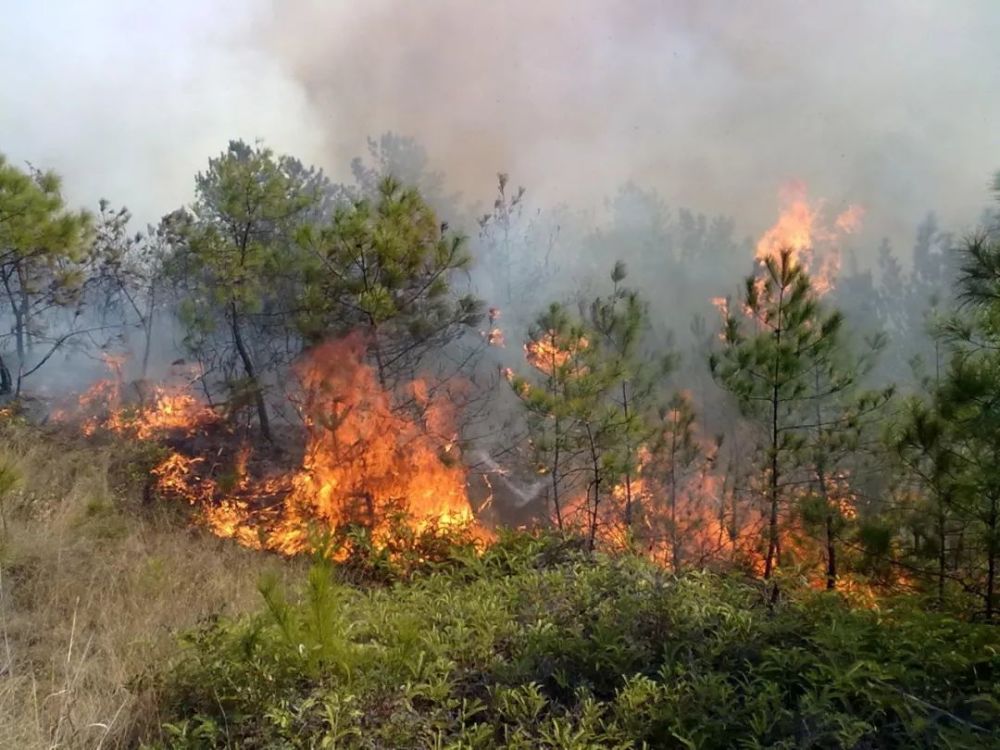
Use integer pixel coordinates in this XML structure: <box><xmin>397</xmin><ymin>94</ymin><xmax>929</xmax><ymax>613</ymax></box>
<box><xmin>224</xmin><ymin>335</ymin><xmax>483</xmax><ymax>555</ymax></box>
<box><xmin>58</xmin><ymin>335</ymin><xmax>486</xmax><ymax>556</ymax></box>
<box><xmin>44</xmin><ymin>183</ymin><xmax>889</xmax><ymax>603</ymax></box>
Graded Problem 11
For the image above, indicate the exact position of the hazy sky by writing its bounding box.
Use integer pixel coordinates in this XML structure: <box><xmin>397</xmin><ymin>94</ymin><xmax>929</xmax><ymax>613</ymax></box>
<box><xmin>3</xmin><ymin>1</ymin><xmax>999</xmax><ymax>251</ymax></box>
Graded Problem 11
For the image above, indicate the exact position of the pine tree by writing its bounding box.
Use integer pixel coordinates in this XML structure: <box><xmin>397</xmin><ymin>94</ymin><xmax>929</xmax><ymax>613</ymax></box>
<box><xmin>905</xmin><ymin>229</ymin><xmax>1000</xmax><ymax>619</ymax></box>
<box><xmin>894</xmin><ymin>391</ymin><xmax>966</xmax><ymax>609</ymax></box>
<box><xmin>711</xmin><ymin>249</ymin><xmax>887</xmax><ymax>592</ymax></box>
<box><xmin>804</xmin><ymin>332</ymin><xmax>891</xmax><ymax>590</ymax></box>
<box><xmin>89</xmin><ymin>201</ymin><xmax>168</xmax><ymax>382</ymax></box>
<box><xmin>163</xmin><ymin>141</ymin><xmax>321</xmax><ymax>440</ymax></box>
<box><xmin>511</xmin><ymin>262</ymin><xmax>672</xmax><ymax>549</ymax></box>
<box><xmin>938</xmin><ymin>357</ymin><xmax>1000</xmax><ymax>620</ymax></box>
<box><xmin>654</xmin><ymin>391</ymin><xmax>702</xmax><ymax>571</ymax></box>
<box><xmin>513</xmin><ymin>297</ymin><xmax>629</xmax><ymax>550</ymax></box>
<box><xmin>587</xmin><ymin>261</ymin><xmax>673</xmax><ymax>528</ymax></box>
<box><xmin>510</xmin><ymin>302</ymin><xmax>593</xmax><ymax>529</ymax></box>
<box><xmin>477</xmin><ymin>172</ymin><xmax>525</xmax><ymax>306</ymax></box>
<box><xmin>0</xmin><ymin>154</ymin><xmax>92</xmax><ymax>393</ymax></box>
<box><xmin>297</xmin><ymin>175</ymin><xmax>482</xmax><ymax>391</ymax></box>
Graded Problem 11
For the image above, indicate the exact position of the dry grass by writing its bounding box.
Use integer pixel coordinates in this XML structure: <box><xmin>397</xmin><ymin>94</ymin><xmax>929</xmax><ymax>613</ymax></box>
<box><xmin>0</xmin><ymin>423</ymin><xmax>302</xmax><ymax>749</ymax></box>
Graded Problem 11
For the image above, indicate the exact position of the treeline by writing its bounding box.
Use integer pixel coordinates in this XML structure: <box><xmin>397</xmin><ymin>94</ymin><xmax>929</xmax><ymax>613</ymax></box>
<box><xmin>502</xmin><ymin>223</ymin><xmax>999</xmax><ymax>621</ymax></box>
<box><xmin>0</xmin><ymin>137</ymin><xmax>997</xmax><ymax>620</ymax></box>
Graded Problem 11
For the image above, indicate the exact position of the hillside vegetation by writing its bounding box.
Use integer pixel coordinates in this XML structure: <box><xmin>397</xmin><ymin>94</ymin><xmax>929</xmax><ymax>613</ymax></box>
<box><xmin>0</xmin><ymin>423</ymin><xmax>304</xmax><ymax>748</ymax></box>
<box><xmin>4</xmin><ymin>142</ymin><xmax>1000</xmax><ymax>750</ymax></box>
<box><xmin>1</xmin><ymin>424</ymin><xmax>997</xmax><ymax>749</ymax></box>
<box><xmin>5</xmin><ymin>9</ymin><xmax>1000</xmax><ymax>750</ymax></box>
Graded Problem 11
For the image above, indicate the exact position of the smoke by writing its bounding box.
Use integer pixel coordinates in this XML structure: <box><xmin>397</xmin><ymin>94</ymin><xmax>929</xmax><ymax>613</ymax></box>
<box><xmin>3</xmin><ymin>1</ymin><xmax>1000</xmax><ymax>250</ymax></box>
<box><xmin>0</xmin><ymin>1</ymin><xmax>325</xmax><ymax>224</ymax></box>
<box><xmin>265</xmin><ymin>0</ymin><xmax>1000</xmax><ymax>245</ymax></box>
<box><xmin>8</xmin><ymin>1</ymin><xmax>999</xmax><ymax>530</ymax></box>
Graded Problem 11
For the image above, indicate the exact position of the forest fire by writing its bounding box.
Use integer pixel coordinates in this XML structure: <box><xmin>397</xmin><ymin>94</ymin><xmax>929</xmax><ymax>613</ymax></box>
<box><xmin>267</xmin><ymin>335</ymin><xmax>478</xmax><ymax>553</ymax></box>
<box><xmin>44</xmin><ymin>181</ymin><xmax>873</xmax><ymax>593</ymax></box>
<box><xmin>43</xmin><ymin>173</ymin><xmax>884</xmax><ymax>599</ymax></box>
<box><xmin>109</xmin><ymin>389</ymin><xmax>216</xmax><ymax>440</ymax></box>
<box><xmin>9</xmin><ymin>11</ymin><xmax>1000</xmax><ymax>746</ymax></box>
<box><xmin>523</xmin><ymin>333</ymin><xmax>589</xmax><ymax>375</ymax></box>
<box><xmin>754</xmin><ymin>182</ymin><xmax>863</xmax><ymax>294</ymax></box>
<box><xmin>486</xmin><ymin>183</ymin><xmax>878</xmax><ymax>584</ymax></box>
<box><xmin>529</xmin><ymin>183</ymin><xmax>874</xmax><ymax>589</ymax></box>
<box><xmin>718</xmin><ymin>183</ymin><xmax>874</xmax><ymax>592</ymax></box>
<box><xmin>56</xmin><ymin>335</ymin><xmax>484</xmax><ymax>556</ymax></box>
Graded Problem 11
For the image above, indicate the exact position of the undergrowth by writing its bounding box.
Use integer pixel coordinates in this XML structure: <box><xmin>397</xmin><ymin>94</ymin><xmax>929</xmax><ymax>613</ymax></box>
<box><xmin>1</xmin><ymin>418</ymin><xmax>998</xmax><ymax>749</ymax></box>
<box><xmin>150</xmin><ymin>532</ymin><xmax>1000</xmax><ymax>749</ymax></box>
<box><xmin>0</xmin><ymin>420</ymin><xmax>301</xmax><ymax>749</ymax></box>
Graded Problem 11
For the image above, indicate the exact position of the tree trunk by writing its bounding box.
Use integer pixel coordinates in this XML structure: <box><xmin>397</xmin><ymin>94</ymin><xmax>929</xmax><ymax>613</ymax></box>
<box><xmin>0</xmin><ymin>270</ymin><xmax>21</xmax><ymax>390</ymax></box>
<box><xmin>813</xmin><ymin>368</ymin><xmax>836</xmax><ymax>590</ymax></box>
<box><xmin>621</xmin><ymin>381</ymin><xmax>634</xmax><ymax>527</ymax></box>
<box><xmin>140</xmin><ymin>284</ymin><xmax>156</xmax><ymax>382</ymax></box>
<box><xmin>13</xmin><ymin>311</ymin><xmax>23</xmax><ymax>366</ymax></box>
<box><xmin>763</xmin><ymin>283</ymin><xmax>786</xmax><ymax>605</ymax></box>
<box><xmin>549</xmin><ymin>340</ymin><xmax>564</xmax><ymax>530</ymax></box>
<box><xmin>369</xmin><ymin>322</ymin><xmax>387</xmax><ymax>389</ymax></box>
<box><xmin>764</xmin><ymin>482</ymin><xmax>780</xmax><ymax>579</ymax></box>
<box><xmin>763</xmin><ymin>389</ymin><xmax>781</xmax><ymax>582</ymax></box>
<box><xmin>551</xmin><ymin>420</ymin><xmax>563</xmax><ymax>530</ymax></box>
<box><xmin>816</xmin><ymin>462</ymin><xmax>836</xmax><ymax>590</ymax></box>
<box><xmin>588</xmin><ymin>476</ymin><xmax>600</xmax><ymax>552</ymax></box>
<box><xmin>668</xmin><ymin>437</ymin><xmax>680</xmax><ymax>572</ymax></box>
<box><xmin>15</xmin><ymin>262</ymin><xmax>32</xmax><ymax>364</ymax></box>
<box><xmin>986</xmin><ymin>494</ymin><xmax>997</xmax><ymax>621</ymax></box>
<box><xmin>586</xmin><ymin>425</ymin><xmax>601</xmax><ymax>552</ymax></box>
<box><xmin>13</xmin><ymin>301</ymin><xmax>24</xmax><ymax>373</ymax></box>
<box><xmin>937</xmin><ymin>502</ymin><xmax>947</xmax><ymax>609</ymax></box>
<box><xmin>0</xmin><ymin>352</ymin><xmax>10</xmax><ymax>396</ymax></box>
<box><xmin>825</xmin><ymin>511</ymin><xmax>837</xmax><ymax>591</ymax></box>
<box><xmin>229</xmin><ymin>301</ymin><xmax>271</xmax><ymax>441</ymax></box>
<box><xmin>669</xmin><ymin>472</ymin><xmax>680</xmax><ymax>572</ymax></box>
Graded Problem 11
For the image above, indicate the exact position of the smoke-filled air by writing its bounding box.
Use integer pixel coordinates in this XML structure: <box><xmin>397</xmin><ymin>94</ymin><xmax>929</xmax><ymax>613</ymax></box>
<box><xmin>2</xmin><ymin>3</ymin><xmax>1000</xmax><ymax>748</ymax></box>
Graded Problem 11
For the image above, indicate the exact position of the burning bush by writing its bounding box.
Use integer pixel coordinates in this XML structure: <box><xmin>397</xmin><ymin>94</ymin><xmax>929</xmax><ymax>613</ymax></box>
<box><xmin>54</xmin><ymin>334</ymin><xmax>485</xmax><ymax>557</ymax></box>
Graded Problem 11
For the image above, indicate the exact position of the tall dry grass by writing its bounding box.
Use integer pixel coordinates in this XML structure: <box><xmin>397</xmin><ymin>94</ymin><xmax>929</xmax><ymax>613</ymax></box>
<box><xmin>0</xmin><ymin>423</ymin><xmax>301</xmax><ymax>748</ymax></box>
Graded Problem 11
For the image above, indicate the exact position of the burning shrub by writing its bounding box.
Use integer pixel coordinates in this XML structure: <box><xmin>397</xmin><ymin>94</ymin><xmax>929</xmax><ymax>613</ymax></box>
<box><xmin>54</xmin><ymin>333</ymin><xmax>486</xmax><ymax>559</ymax></box>
<box><xmin>274</xmin><ymin>334</ymin><xmax>477</xmax><ymax>554</ymax></box>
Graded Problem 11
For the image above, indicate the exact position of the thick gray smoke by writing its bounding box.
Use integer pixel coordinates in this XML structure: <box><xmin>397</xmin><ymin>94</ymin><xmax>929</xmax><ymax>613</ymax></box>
<box><xmin>1</xmin><ymin>1</ymin><xmax>325</xmax><ymax>224</ymax></box>
<box><xmin>3</xmin><ymin>1</ymin><xmax>1000</xmax><ymax>254</ymax></box>
<box><xmin>268</xmin><ymin>1</ymin><xmax>1000</xmax><ymax>243</ymax></box>
<box><xmin>4</xmin><ymin>0</ymin><xmax>999</xmax><ymax>521</ymax></box>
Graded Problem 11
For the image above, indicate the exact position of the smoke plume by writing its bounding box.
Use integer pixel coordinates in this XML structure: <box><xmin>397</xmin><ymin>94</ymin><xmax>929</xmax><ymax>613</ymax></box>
<box><xmin>3</xmin><ymin>1</ymin><xmax>1000</xmax><ymax>251</ymax></box>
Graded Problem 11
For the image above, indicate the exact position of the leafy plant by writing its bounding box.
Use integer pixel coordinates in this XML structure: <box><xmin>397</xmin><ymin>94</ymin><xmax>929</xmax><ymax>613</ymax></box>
<box><xmin>149</xmin><ymin>534</ymin><xmax>1000</xmax><ymax>749</ymax></box>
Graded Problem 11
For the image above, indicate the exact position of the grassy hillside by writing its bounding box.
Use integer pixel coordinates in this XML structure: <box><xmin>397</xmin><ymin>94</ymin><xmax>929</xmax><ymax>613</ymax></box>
<box><xmin>1</xmin><ymin>423</ymin><xmax>998</xmax><ymax>749</ymax></box>
<box><xmin>0</xmin><ymin>423</ymin><xmax>304</xmax><ymax>748</ymax></box>
<box><xmin>152</xmin><ymin>540</ymin><xmax>1000</xmax><ymax>749</ymax></box>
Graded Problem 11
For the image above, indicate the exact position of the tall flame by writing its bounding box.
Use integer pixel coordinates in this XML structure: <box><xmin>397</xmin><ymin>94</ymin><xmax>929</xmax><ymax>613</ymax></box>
<box><xmin>273</xmin><ymin>334</ymin><xmax>476</xmax><ymax>553</ymax></box>
<box><xmin>754</xmin><ymin>182</ymin><xmax>863</xmax><ymax>294</ymax></box>
<box><xmin>57</xmin><ymin>334</ymin><xmax>482</xmax><ymax>555</ymax></box>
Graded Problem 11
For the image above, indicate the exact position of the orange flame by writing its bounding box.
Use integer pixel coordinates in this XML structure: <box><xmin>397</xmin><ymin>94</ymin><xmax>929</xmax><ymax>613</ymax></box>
<box><xmin>56</xmin><ymin>335</ymin><xmax>486</xmax><ymax>556</ymax></box>
<box><xmin>754</xmin><ymin>182</ymin><xmax>863</xmax><ymax>294</ymax></box>
<box><xmin>524</xmin><ymin>332</ymin><xmax>588</xmax><ymax>376</ymax></box>
<box><xmin>272</xmin><ymin>334</ymin><xmax>478</xmax><ymax>553</ymax></box>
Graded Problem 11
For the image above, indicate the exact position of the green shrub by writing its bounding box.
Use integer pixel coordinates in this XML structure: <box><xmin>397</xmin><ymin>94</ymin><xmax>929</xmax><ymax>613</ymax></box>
<box><xmin>148</xmin><ymin>533</ymin><xmax>1000</xmax><ymax>749</ymax></box>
